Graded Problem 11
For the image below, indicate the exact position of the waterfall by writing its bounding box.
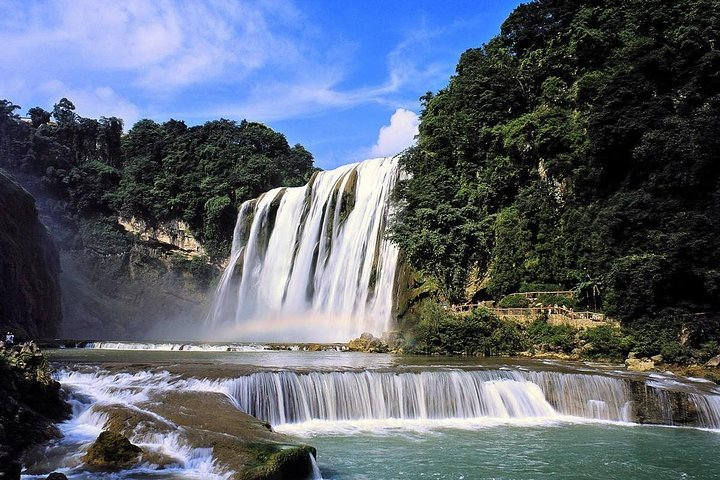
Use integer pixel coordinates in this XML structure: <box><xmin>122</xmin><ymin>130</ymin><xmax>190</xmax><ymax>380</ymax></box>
<box><xmin>83</xmin><ymin>341</ymin><xmax>272</xmax><ymax>351</ymax></box>
<box><xmin>223</xmin><ymin>369</ymin><xmax>716</xmax><ymax>426</ymax></box>
<box><xmin>208</xmin><ymin>156</ymin><xmax>403</xmax><ymax>342</ymax></box>
<box><xmin>28</xmin><ymin>366</ymin><xmax>720</xmax><ymax>478</ymax></box>
<box><xmin>221</xmin><ymin>369</ymin><xmax>720</xmax><ymax>428</ymax></box>
<box><xmin>690</xmin><ymin>393</ymin><xmax>720</xmax><ymax>429</ymax></box>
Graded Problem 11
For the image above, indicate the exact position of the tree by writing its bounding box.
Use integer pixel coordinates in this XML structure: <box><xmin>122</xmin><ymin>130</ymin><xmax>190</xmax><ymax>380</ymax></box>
<box><xmin>27</xmin><ymin>107</ymin><xmax>51</xmax><ymax>128</ymax></box>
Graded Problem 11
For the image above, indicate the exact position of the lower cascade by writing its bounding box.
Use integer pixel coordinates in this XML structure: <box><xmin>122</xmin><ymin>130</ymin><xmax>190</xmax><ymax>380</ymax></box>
<box><xmin>208</xmin><ymin>156</ymin><xmax>403</xmax><ymax>342</ymax></box>
<box><xmin>221</xmin><ymin>369</ymin><xmax>720</xmax><ymax>429</ymax></box>
<box><xmin>24</xmin><ymin>364</ymin><xmax>720</xmax><ymax>478</ymax></box>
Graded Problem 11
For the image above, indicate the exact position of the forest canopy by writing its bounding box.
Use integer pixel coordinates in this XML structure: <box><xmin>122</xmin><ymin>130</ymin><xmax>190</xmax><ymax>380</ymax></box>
<box><xmin>0</xmin><ymin>98</ymin><xmax>315</xmax><ymax>259</ymax></box>
<box><xmin>389</xmin><ymin>0</ymin><xmax>720</xmax><ymax>352</ymax></box>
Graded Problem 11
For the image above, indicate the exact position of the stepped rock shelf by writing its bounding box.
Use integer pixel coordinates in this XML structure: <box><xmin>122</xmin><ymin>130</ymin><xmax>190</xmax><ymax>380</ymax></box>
<box><xmin>19</xmin><ymin>347</ymin><xmax>720</xmax><ymax>479</ymax></box>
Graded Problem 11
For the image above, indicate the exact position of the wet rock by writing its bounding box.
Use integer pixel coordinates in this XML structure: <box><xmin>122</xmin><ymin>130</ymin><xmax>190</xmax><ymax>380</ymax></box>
<box><xmin>83</xmin><ymin>431</ymin><xmax>142</xmax><ymax>468</ymax></box>
<box><xmin>347</xmin><ymin>332</ymin><xmax>388</xmax><ymax>353</ymax></box>
<box><xmin>625</xmin><ymin>357</ymin><xmax>655</xmax><ymax>372</ymax></box>
<box><xmin>0</xmin><ymin>344</ymin><xmax>69</xmax><ymax>480</ymax></box>
<box><xmin>627</xmin><ymin>381</ymin><xmax>699</xmax><ymax>425</ymax></box>
<box><xmin>705</xmin><ymin>355</ymin><xmax>720</xmax><ymax>368</ymax></box>
<box><xmin>45</xmin><ymin>473</ymin><xmax>68</xmax><ymax>480</ymax></box>
<box><xmin>242</xmin><ymin>443</ymin><xmax>318</xmax><ymax>480</ymax></box>
<box><xmin>98</xmin><ymin>390</ymin><xmax>317</xmax><ymax>480</ymax></box>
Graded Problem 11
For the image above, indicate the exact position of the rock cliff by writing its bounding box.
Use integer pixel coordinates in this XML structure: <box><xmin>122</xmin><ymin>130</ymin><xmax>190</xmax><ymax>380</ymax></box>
<box><xmin>60</xmin><ymin>243</ymin><xmax>219</xmax><ymax>340</ymax></box>
<box><xmin>0</xmin><ymin>171</ymin><xmax>62</xmax><ymax>338</ymax></box>
<box><xmin>118</xmin><ymin>216</ymin><xmax>205</xmax><ymax>259</ymax></box>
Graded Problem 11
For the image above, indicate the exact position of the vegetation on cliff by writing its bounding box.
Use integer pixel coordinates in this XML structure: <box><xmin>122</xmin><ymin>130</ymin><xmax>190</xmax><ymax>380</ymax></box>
<box><xmin>401</xmin><ymin>301</ymin><xmax>633</xmax><ymax>360</ymax></box>
<box><xmin>390</xmin><ymin>0</ymin><xmax>720</xmax><ymax>359</ymax></box>
<box><xmin>0</xmin><ymin>98</ymin><xmax>316</xmax><ymax>338</ymax></box>
<box><xmin>0</xmin><ymin>99</ymin><xmax>315</xmax><ymax>260</ymax></box>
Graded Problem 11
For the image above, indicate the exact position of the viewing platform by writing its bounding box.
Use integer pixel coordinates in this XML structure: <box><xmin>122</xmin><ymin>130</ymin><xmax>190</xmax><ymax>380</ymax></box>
<box><xmin>450</xmin><ymin>303</ymin><xmax>615</xmax><ymax>328</ymax></box>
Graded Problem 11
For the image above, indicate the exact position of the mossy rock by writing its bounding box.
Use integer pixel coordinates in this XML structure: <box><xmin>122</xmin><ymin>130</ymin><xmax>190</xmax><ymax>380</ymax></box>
<box><xmin>338</xmin><ymin>167</ymin><xmax>358</xmax><ymax>225</ymax></box>
<box><xmin>83</xmin><ymin>431</ymin><xmax>142</xmax><ymax>468</ymax></box>
<box><xmin>240</xmin><ymin>443</ymin><xmax>317</xmax><ymax>480</ymax></box>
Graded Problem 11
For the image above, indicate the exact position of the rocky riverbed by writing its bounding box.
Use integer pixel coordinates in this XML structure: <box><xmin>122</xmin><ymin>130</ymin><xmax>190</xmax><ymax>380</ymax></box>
<box><xmin>0</xmin><ymin>343</ymin><xmax>69</xmax><ymax>480</ymax></box>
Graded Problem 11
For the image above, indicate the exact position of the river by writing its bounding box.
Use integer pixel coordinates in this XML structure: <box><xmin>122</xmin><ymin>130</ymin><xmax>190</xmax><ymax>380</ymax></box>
<box><xmin>21</xmin><ymin>344</ymin><xmax>720</xmax><ymax>479</ymax></box>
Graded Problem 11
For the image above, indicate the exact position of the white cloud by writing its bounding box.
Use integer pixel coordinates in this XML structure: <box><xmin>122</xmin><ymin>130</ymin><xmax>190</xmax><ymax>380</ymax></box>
<box><xmin>0</xmin><ymin>0</ymin><xmax>456</xmax><ymax>127</ymax></box>
<box><xmin>370</xmin><ymin>108</ymin><xmax>419</xmax><ymax>157</ymax></box>
<box><xmin>0</xmin><ymin>0</ymin><xmax>309</xmax><ymax>92</ymax></box>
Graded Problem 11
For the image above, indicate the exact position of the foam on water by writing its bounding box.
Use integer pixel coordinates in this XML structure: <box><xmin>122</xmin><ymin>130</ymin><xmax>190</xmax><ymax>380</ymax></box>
<box><xmin>25</xmin><ymin>369</ymin><xmax>233</xmax><ymax>479</ymax></box>
<box><xmin>83</xmin><ymin>341</ymin><xmax>271</xmax><ymax>352</ymax></box>
<box><xmin>24</xmin><ymin>363</ymin><xmax>720</xmax><ymax>478</ymax></box>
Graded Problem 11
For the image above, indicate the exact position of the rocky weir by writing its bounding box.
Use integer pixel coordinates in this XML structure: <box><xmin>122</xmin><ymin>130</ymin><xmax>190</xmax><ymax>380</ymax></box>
<box><xmin>20</xmin><ymin>348</ymin><xmax>720</xmax><ymax>479</ymax></box>
<box><xmin>22</xmin><ymin>365</ymin><xmax>321</xmax><ymax>480</ymax></box>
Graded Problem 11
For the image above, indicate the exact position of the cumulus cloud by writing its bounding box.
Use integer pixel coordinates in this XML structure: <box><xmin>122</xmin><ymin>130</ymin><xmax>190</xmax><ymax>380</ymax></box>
<box><xmin>0</xmin><ymin>0</ymin><xmax>453</xmax><ymax>131</ymax></box>
<box><xmin>369</xmin><ymin>108</ymin><xmax>419</xmax><ymax>157</ymax></box>
<box><xmin>0</xmin><ymin>0</ymin><xmax>309</xmax><ymax>92</ymax></box>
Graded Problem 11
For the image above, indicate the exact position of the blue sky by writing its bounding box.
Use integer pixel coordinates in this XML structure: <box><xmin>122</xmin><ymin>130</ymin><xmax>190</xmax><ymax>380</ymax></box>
<box><xmin>0</xmin><ymin>0</ymin><xmax>523</xmax><ymax>169</ymax></box>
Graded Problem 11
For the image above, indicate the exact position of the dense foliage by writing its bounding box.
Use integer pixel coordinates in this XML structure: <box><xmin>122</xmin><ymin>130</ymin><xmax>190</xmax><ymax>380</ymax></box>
<box><xmin>403</xmin><ymin>301</ymin><xmax>633</xmax><ymax>361</ymax></box>
<box><xmin>0</xmin><ymin>99</ymin><xmax>315</xmax><ymax>259</ymax></box>
<box><xmin>390</xmin><ymin>0</ymin><xmax>720</xmax><ymax>354</ymax></box>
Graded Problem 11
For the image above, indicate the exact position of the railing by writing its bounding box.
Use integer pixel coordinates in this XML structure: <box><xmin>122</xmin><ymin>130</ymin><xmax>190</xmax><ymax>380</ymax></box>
<box><xmin>450</xmin><ymin>304</ymin><xmax>609</xmax><ymax>324</ymax></box>
<box><xmin>514</xmin><ymin>290</ymin><xmax>574</xmax><ymax>299</ymax></box>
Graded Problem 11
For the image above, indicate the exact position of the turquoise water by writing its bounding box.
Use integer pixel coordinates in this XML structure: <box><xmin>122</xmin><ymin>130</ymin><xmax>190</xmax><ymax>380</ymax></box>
<box><xmin>307</xmin><ymin>423</ymin><xmax>720</xmax><ymax>479</ymax></box>
<box><xmin>30</xmin><ymin>348</ymin><xmax>720</xmax><ymax>479</ymax></box>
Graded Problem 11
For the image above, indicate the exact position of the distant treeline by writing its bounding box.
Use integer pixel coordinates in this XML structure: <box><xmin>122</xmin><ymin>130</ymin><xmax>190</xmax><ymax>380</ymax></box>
<box><xmin>390</xmin><ymin>0</ymin><xmax>720</xmax><ymax>358</ymax></box>
<box><xmin>0</xmin><ymin>99</ymin><xmax>315</xmax><ymax>259</ymax></box>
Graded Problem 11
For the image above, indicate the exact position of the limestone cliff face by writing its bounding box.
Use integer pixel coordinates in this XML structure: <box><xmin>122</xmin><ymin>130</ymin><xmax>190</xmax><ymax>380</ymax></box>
<box><xmin>0</xmin><ymin>171</ymin><xmax>62</xmax><ymax>338</ymax></box>
<box><xmin>60</xmin><ymin>244</ymin><xmax>219</xmax><ymax>340</ymax></box>
<box><xmin>118</xmin><ymin>216</ymin><xmax>205</xmax><ymax>258</ymax></box>
<box><xmin>53</xmin><ymin>216</ymin><xmax>219</xmax><ymax>340</ymax></box>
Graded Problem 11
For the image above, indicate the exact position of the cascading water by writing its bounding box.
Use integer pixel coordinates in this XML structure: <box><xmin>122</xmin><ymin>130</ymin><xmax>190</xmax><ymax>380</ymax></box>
<box><xmin>220</xmin><ymin>369</ymin><xmax>720</xmax><ymax>428</ymax></box>
<box><xmin>24</xmin><ymin>360</ymin><xmax>720</xmax><ymax>479</ymax></box>
<box><xmin>208</xmin><ymin>156</ymin><xmax>403</xmax><ymax>342</ymax></box>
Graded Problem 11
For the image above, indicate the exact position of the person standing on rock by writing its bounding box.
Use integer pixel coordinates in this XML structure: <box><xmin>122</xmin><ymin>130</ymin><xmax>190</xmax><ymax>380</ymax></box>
<box><xmin>5</xmin><ymin>331</ymin><xmax>14</xmax><ymax>348</ymax></box>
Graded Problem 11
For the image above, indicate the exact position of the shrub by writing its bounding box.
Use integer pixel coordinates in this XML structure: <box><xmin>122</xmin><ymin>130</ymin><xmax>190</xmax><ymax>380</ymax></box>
<box><xmin>498</xmin><ymin>294</ymin><xmax>530</xmax><ymax>308</ymax></box>
<box><xmin>579</xmin><ymin>325</ymin><xmax>634</xmax><ymax>360</ymax></box>
<box><xmin>527</xmin><ymin>318</ymin><xmax>578</xmax><ymax>353</ymax></box>
<box><xmin>405</xmin><ymin>301</ymin><xmax>526</xmax><ymax>356</ymax></box>
<box><xmin>536</xmin><ymin>293</ymin><xmax>577</xmax><ymax>309</ymax></box>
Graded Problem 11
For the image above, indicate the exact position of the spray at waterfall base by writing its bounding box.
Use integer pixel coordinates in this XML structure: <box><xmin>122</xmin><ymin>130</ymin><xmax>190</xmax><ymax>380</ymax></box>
<box><xmin>208</xmin><ymin>157</ymin><xmax>404</xmax><ymax>343</ymax></box>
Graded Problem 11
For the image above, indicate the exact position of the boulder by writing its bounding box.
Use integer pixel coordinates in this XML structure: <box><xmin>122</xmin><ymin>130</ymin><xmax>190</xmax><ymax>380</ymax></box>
<box><xmin>46</xmin><ymin>474</ymin><xmax>68</xmax><ymax>480</ymax></box>
<box><xmin>705</xmin><ymin>355</ymin><xmax>720</xmax><ymax>368</ymax></box>
<box><xmin>626</xmin><ymin>357</ymin><xmax>655</xmax><ymax>372</ymax></box>
<box><xmin>347</xmin><ymin>332</ymin><xmax>388</xmax><ymax>353</ymax></box>
<box><xmin>83</xmin><ymin>431</ymin><xmax>142</xmax><ymax>468</ymax></box>
<box><xmin>650</xmin><ymin>354</ymin><xmax>664</xmax><ymax>363</ymax></box>
<box><xmin>382</xmin><ymin>331</ymin><xmax>406</xmax><ymax>353</ymax></box>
